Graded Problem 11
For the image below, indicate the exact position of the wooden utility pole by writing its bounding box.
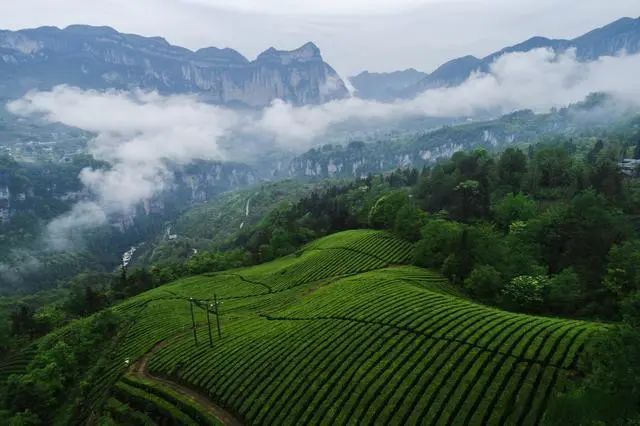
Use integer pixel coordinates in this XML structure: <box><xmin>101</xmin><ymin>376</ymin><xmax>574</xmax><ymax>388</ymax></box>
<box><xmin>214</xmin><ymin>293</ymin><xmax>222</xmax><ymax>338</ymax></box>
<box><xmin>189</xmin><ymin>298</ymin><xmax>198</xmax><ymax>346</ymax></box>
<box><xmin>206</xmin><ymin>302</ymin><xmax>213</xmax><ymax>347</ymax></box>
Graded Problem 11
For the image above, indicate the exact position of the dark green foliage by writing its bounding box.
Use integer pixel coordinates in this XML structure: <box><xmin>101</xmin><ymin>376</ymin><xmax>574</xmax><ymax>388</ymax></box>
<box><xmin>527</xmin><ymin>146</ymin><xmax>574</xmax><ymax>195</ymax></box>
<box><xmin>368</xmin><ymin>190</ymin><xmax>410</xmax><ymax>229</ymax></box>
<box><xmin>497</xmin><ymin>148</ymin><xmax>527</xmax><ymax>192</ymax></box>
<box><xmin>605</xmin><ymin>240</ymin><xmax>640</xmax><ymax>297</ymax></box>
<box><xmin>547</xmin><ymin>268</ymin><xmax>583</xmax><ymax>315</ymax></box>
<box><xmin>622</xmin><ymin>292</ymin><xmax>640</xmax><ymax>329</ymax></box>
<box><xmin>464</xmin><ymin>264</ymin><xmax>503</xmax><ymax>301</ymax></box>
<box><xmin>413</xmin><ymin>219</ymin><xmax>463</xmax><ymax>268</ymax></box>
<box><xmin>493</xmin><ymin>193</ymin><xmax>536</xmax><ymax>228</ymax></box>
<box><xmin>392</xmin><ymin>202</ymin><xmax>425</xmax><ymax>242</ymax></box>
<box><xmin>545</xmin><ymin>325</ymin><xmax>640</xmax><ymax>425</ymax></box>
<box><xmin>4</xmin><ymin>310</ymin><xmax>122</xmax><ymax>423</ymax></box>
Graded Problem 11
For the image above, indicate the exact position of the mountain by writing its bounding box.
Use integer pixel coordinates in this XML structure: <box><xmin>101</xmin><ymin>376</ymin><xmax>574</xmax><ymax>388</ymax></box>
<box><xmin>0</xmin><ymin>25</ymin><xmax>349</xmax><ymax>107</ymax></box>
<box><xmin>402</xmin><ymin>16</ymin><xmax>640</xmax><ymax>97</ymax></box>
<box><xmin>283</xmin><ymin>93</ymin><xmax>635</xmax><ymax>180</ymax></box>
<box><xmin>349</xmin><ymin>68</ymin><xmax>427</xmax><ymax>101</ymax></box>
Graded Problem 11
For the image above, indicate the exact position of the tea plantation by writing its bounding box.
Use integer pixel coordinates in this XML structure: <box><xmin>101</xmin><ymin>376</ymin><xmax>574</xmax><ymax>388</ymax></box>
<box><xmin>23</xmin><ymin>230</ymin><xmax>607</xmax><ymax>424</ymax></box>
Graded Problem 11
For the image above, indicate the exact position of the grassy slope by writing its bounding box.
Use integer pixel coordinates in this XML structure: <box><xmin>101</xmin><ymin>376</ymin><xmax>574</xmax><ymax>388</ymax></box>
<box><xmin>132</xmin><ymin>180</ymin><xmax>313</xmax><ymax>266</ymax></box>
<box><xmin>97</xmin><ymin>229</ymin><xmax>605</xmax><ymax>425</ymax></box>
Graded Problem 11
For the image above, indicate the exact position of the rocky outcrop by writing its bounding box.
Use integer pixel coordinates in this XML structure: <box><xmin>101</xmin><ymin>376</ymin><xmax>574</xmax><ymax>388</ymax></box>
<box><xmin>0</xmin><ymin>25</ymin><xmax>349</xmax><ymax>107</ymax></box>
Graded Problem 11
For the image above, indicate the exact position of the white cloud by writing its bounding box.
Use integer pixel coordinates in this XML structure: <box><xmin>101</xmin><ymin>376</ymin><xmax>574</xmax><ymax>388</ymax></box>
<box><xmin>7</xmin><ymin>48</ymin><xmax>640</xmax><ymax>248</ymax></box>
<box><xmin>405</xmin><ymin>48</ymin><xmax>640</xmax><ymax>116</ymax></box>
<box><xmin>45</xmin><ymin>202</ymin><xmax>108</xmax><ymax>250</ymax></box>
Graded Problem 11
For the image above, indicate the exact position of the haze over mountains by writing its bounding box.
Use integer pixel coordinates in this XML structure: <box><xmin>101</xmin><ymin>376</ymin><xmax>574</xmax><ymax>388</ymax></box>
<box><xmin>350</xmin><ymin>16</ymin><xmax>640</xmax><ymax>101</ymax></box>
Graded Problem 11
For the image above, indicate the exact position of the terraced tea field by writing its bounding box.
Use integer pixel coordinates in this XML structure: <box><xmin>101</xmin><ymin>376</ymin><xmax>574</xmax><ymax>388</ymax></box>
<box><xmin>17</xmin><ymin>230</ymin><xmax>607</xmax><ymax>425</ymax></box>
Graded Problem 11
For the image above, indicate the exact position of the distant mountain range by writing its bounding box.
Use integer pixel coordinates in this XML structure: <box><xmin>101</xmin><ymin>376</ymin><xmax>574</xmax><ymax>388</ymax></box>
<box><xmin>348</xmin><ymin>69</ymin><xmax>427</xmax><ymax>102</ymax></box>
<box><xmin>0</xmin><ymin>25</ymin><xmax>348</xmax><ymax>107</ymax></box>
<box><xmin>0</xmin><ymin>17</ymin><xmax>638</xmax><ymax>106</ymax></box>
<box><xmin>350</xmin><ymin>16</ymin><xmax>640</xmax><ymax>101</ymax></box>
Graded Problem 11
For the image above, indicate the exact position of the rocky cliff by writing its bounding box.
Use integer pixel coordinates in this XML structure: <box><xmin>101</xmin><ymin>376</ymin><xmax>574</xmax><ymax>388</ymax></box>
<box><xmin>0</xmin><ymin>25</ymin><xmax>349</xmax><ymax>107</ymax></box>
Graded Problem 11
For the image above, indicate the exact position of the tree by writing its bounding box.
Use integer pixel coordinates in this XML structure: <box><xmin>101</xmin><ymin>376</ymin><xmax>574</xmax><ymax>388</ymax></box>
<box><xmin>502</xmin><ymin>275</ymin><xmax>549</xmax><ymax>312</ymax></box>
<box><xmin>453</xmin><ymin>180</ymin><xmax>483</xmax><ymax>221</ymax></box>
<box><xmin>622</xmin><ymin>292</ymin><xmax>640</xmax><ymax>329</ymax></box>
<box><xmin>441</xmin><ymin>228</ymin><xmax>474</xmax><ymax>284</ymax></box>
<box><xmin>393</xmin><ymin>203</ymin><xmax>425</xmax><ymax>242</ymax></box>
<box><xmin>464</xmin><ymin>265</ymin><xmax>503</xmax><ymax>301</ymax></box>
<box><xmin>528</xmin><ymin>146</ymin><xmax>574</xmax><ymax>193</ymax></box>
<box><xmin>415</xmin><ymin>165</ymin><xmax>457</xmax><ymax>213</ymax></box>
<box><xmin>605</xmin><ymin>240</ymin><xmax>640</xmax><ymax>297</ymax></box>
<box><xmin>368</xmin><ymin>190</ymin><xmax>409</xmax><ymax>229</ymax></box>
<box><xmin>547</xmin><ymin>268</ymin><xmax>582</xmax><ymax>314</ymax></box>
<box><xmin>586</xmin><ymin>139</ymin><xmax>604</xmax><ymax>164</ymax></box>
<box><xmin>530</xmin><ymin>190</ymin><xmax>629</xmax><ymax>292</ymax></box>
<box><xmin>5</xmin><ymin>341</ymin><xmax>76</xmax><ymax>420</ymax></box>
<box><xmin>9</xmin><ymin>304</ymin><xmax>38</xmax><ymax>338</ymax></box>
<box><xmin>413</xmin><ymin>219</ymin><xmax>463</xmax><ymax>268</ymax></box>
<box><xmin>493</xmin><ymin>193</ymin><xmax>536</xmax><ymax>229</ymax></box>
<box><xmin>497</xmin><ymin>148</ymin><xmax>527</xmax><ymax>192</ymax></box>
<box><xmin>589</xmin><ymin>151</ymin><xmax>623</xmax><ymax>200</ymax></box>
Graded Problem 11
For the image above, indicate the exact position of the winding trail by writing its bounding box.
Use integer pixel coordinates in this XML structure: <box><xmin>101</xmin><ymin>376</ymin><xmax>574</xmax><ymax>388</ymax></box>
<box><xmin>129</xmin><ymin>336</ymin><xmax>243</xmax><ymax>426</ymax></box>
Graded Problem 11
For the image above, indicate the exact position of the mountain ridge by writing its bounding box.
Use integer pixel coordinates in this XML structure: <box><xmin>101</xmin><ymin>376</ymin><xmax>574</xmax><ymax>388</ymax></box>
<box><xmin>0</xmin><ymin>25</ymin><xmax>349</xmax><ymax>107</ymax></box>
<box><xmin>348</xmin><ymin>16</ymin><xmax>640</xmax><ymax>100</ymax></box>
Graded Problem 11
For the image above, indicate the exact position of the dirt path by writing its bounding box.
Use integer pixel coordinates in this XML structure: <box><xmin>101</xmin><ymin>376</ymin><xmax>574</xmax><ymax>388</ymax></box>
<box><xmin>129</xmin><ymin>335</ymin><xmax>243</xmax><ymax>426</ymax></box>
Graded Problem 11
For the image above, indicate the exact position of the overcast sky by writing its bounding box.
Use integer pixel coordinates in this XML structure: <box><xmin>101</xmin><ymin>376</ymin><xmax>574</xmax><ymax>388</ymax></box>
<box><xmin>1</xmin><ymin>0</ymin><xmax>638</xmax><ymax>75</ymax></box>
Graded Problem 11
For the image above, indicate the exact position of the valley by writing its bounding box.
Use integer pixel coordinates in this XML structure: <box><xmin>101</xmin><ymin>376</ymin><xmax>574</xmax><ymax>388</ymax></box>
<box><xmin>1</xmin><ymin>10</ymin><xmax>640</xmax><ymax>426</ymax></box>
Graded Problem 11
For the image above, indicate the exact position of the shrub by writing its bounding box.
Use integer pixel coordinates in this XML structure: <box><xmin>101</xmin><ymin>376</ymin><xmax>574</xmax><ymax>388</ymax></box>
<box><xmin>502</xmin><ymin>275</ymin><xmax>549</xmax><ymax>311</ymax></box>
<box><xmin>464</xmin><ymin>265</ymin><xmax>503</xmax><ymax>301</ymax></box>
<box><xmin>413</xmin><ymin>219</ymin><xmax>463</xmax><ymax>268</ymax></box>
<box><xmin>547</xmin><ymin>268</ymin><xmax>582</xmax><ymax>314</ymax></box>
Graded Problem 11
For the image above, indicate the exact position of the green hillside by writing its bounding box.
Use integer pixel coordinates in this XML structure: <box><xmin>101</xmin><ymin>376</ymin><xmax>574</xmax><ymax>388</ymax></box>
<box><xmin>131</xmin><ymin>180</ymin><xmax>314</xmax><ymax>267</ymax></box>
<box><xmin>55</xmin><ymin>229</ymin><xmax>604</xmax><ymax>425</ymax></box>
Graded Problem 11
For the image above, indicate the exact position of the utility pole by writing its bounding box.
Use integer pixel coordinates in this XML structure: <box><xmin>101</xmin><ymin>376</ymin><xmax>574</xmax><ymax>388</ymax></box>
<box><xmin>189</xmin><ymin>298</ymin><xmax>198</xmax><ymax>346</ymax></box>
<box><xmin>214</xmin><ymin>293</ymin><xmax>222</xmax><ymax>338</ymax></box>
<box><xmin>206</xmin><ymin>301</ymin><xmax>213</xmax><ymax>347</ymax></box>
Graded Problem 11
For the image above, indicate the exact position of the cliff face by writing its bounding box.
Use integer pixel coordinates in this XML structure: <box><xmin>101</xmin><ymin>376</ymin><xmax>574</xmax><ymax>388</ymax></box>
<box><xmin>0</xmin><ymin>159</ymin><xmax>256</xmax><ymax>227</ymax></box>
<box><xmin>0</xmin><ymin>26</ymin><xmax>349</xmax><ymax>107</ymax></box>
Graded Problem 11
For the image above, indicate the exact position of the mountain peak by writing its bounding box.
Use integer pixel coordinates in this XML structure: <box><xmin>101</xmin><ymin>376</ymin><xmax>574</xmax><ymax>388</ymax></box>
<box><xmin>63</xmin><ymin>24</ymin><xmax>119</xmax><ymax>36</ymax></box>
<box><xmin>256</xmin><ymin>42</ymin><xmax>322</xmax><ymax>64</ymax></box>
<box><xmin>194</xmin><ymin>46</ymin><xmax>248</xmax><ymax>65</ymax></box>
<box><xmin>573</xmin><ymin>15</ymin><xmax>640</xmax><ymax>43</ymax></box>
